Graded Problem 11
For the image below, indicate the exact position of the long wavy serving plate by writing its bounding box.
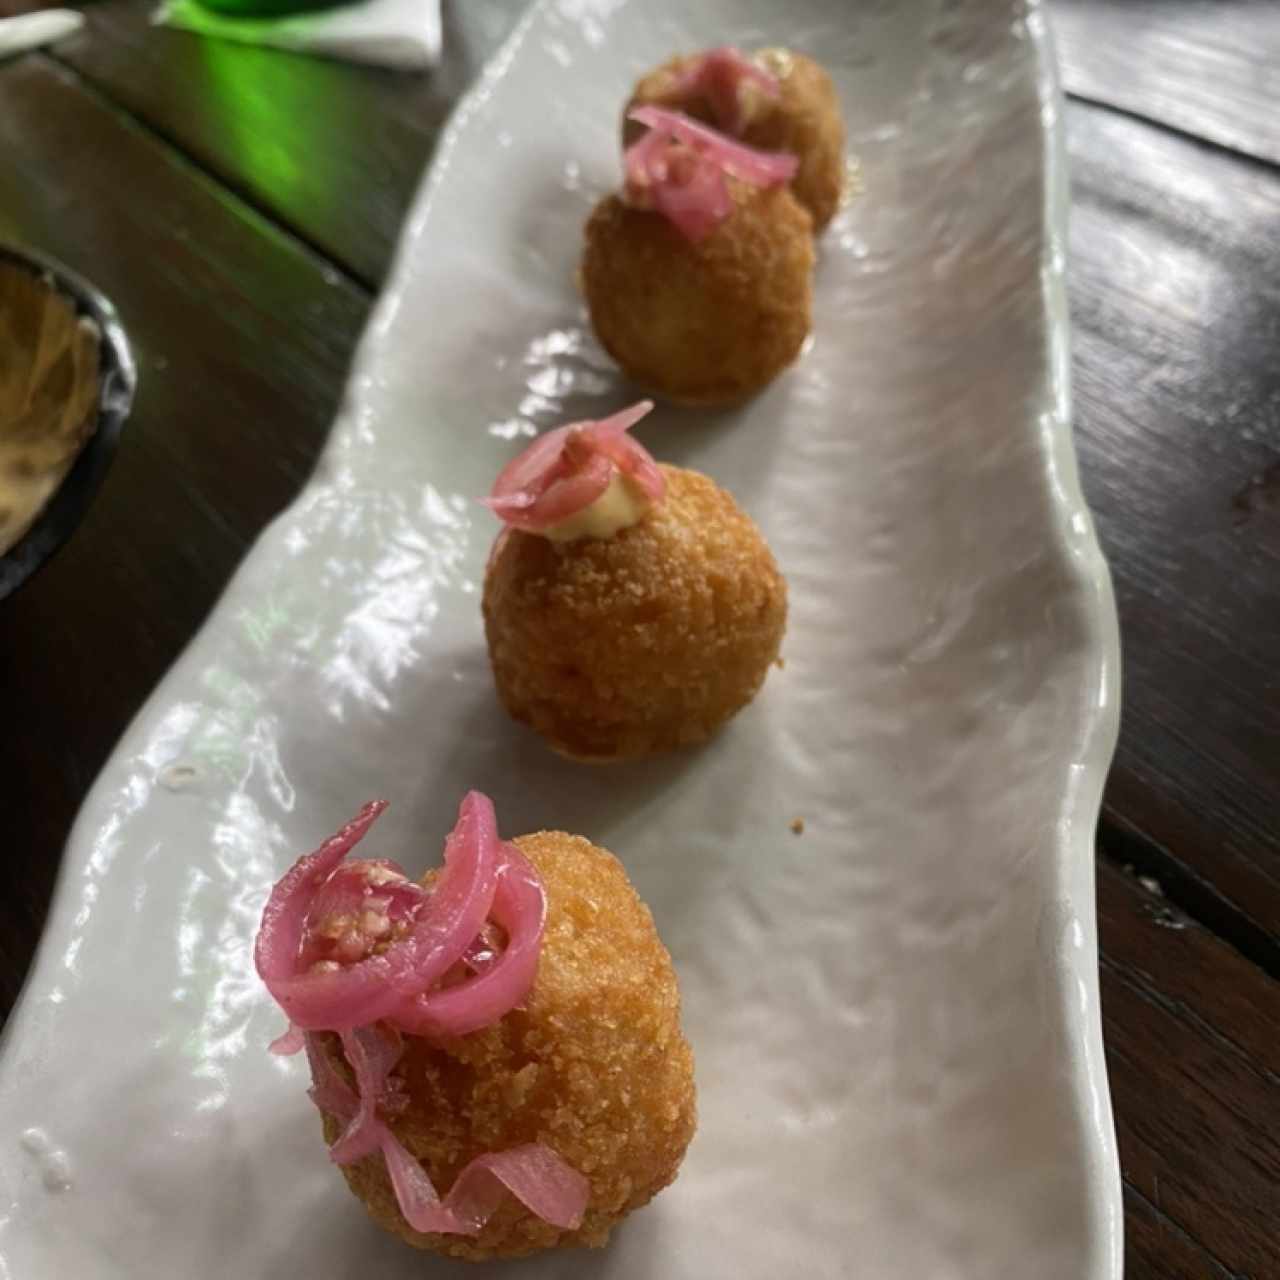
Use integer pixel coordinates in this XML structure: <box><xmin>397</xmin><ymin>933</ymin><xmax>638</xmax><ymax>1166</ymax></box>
<box><xmin>0</xmin><ymin>1</ymin><xmax>1122</xmax><ymax>1275</ymax></box>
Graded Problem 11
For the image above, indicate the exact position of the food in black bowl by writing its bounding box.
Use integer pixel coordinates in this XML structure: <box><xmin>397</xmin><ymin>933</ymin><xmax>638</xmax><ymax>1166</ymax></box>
<box><xmin>0</xmin><ymin>245</ymin><xmax>136</xmax><ymax>601</ymax></box>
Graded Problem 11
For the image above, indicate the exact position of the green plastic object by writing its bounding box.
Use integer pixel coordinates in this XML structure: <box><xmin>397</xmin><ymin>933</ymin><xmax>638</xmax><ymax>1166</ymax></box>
<box><xmin>193</xmin><ymin>0</ymin><xmax>350</xmax><ymax>17</ymax></box>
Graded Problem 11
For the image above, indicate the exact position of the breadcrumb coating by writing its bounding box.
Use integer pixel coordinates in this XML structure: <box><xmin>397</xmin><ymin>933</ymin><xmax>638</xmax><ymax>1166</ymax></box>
<box><xmin>482</xmin><ymin>464</ymin><xmax>788</xmax><ymax>761</ymax></box>
<box><xmin>582</xmin><ymin>184</ymin><xmax>813</xmax><ymax>406</ymax></box>
<box><xmin>320</xmin><ymin>830</ymin><xmax>696</xmax><ymax>1261</ymax></box>
<box><xmin>625</xmin><ymin>48</ymin><xmax>847</xmax><ymax>232</ymax></box>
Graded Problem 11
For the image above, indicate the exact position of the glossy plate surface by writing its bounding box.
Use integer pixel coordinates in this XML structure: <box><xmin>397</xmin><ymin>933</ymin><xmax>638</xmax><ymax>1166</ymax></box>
<box><xmin>0</xmin><ymin>1</ymin><xmax>1122</xmax><ymax>1276</ymax></box>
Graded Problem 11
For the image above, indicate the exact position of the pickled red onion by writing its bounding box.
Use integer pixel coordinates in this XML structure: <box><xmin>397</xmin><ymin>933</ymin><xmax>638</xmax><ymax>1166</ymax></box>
<box><xmin>328</xmin><ymin>1024</ymin><xmax>404</xmax><ymax>1164</ymax></box>
<box><xmin>629</xmin><ymin>106</ymin><xmax>798</xmax><ymax>186</ymax></box>
<box><xmin>624</xmin><ymin>106</ymin><xmax>797</xmax><ymax>242</ymax></box>
<box><xmin>395</xmin><ymin>844</ymin><xmax>546</xmax><ymax>1040</ymax></box>
<box><xmin>303</xmin><ymin>1031</ymin><xmax>588</xmax><ymax>1235</ymax></box>
<box><xmin>420</xmin><ymin>1145</ymin><xmax>590</xmax><ymax>1234</ymax></box>
<box><xmin>487</xmin><ymin>451</ymin><xmax>614</xmax><ymax>529</ymax></box>
<box><xmin>304</xmin><ymin>1029</ymin><xmax>354</xmax><ymax>1117</ymax></box>
<box><xmin>257</xmin><ymin>792</ymin><xmax>533</xmax><ymax>1039</ymax></box>
<box><xmin>269</xmin><ymin>1023</ymin><xmax>306</xmax><ymax>1056</ymax></box>
<box><xmin>672</xmin><ymin>46</ymin><xmax>781</xmax><ymax>134</ymax></box>
<box><xmin>300</xmin><ymin>859</ymin><xmax>426</xmax><ymax>970</ymax></box>
<box><xmin>627</xmin><ymin>128</ymin><xmax>735</xmax><ymax>242</ymax></box>
<box><xmin>256</xmin><ymin>793</ymin><xmax>501</xmax><ymax>1031</ymax></box>
<box><xmin>483</xmin><ymin>401</ymin><xmax>663</xmax><ymax>535</ymax></box>
<box><xmin>383</xmin><ymin>791</ymin><xmax>503</xmax><ymax>1001</ymax></box>
<box><xmin>255</xmin><ymin>799</ymin><xmax>388</xmax><ymax>1022</ymax></box>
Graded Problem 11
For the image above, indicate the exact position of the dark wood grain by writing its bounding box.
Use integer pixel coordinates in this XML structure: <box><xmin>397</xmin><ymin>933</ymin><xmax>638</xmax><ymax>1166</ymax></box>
<box><xmin>1123</xmin><ymin>1184</ymin><xmax>1238</xmax><ymax>1280</ymax></box>
<box><xmin>0</xmin><ymin>54</ymin><xmax>368</xmax><ymax>1015</ymax></box>
<box><xmin>1068</xmin><ymin>101</ymin><xmax>1280</xmax><ymax>965</ymax></box>
<box><xmin>1053</xmin><ymin>0</ymin><xmax>1280</xmax><ymax>166</ymax></box>
<box><xmin>1099</xmin><ymin>861</ymin><xmax>1280</xmax><ymax>1277</ymax></box>
<box><xmin>45</xmin><ymin>0</ymin><xmax>523</xmax><ymax>285</ymax></box>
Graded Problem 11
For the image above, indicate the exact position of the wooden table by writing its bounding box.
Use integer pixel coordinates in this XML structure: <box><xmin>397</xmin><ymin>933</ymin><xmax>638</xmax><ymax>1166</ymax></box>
<box><xmin>2</xmin><ymin>2</ymin><xmax>1277</xmax><ymax>1273</ymax></box>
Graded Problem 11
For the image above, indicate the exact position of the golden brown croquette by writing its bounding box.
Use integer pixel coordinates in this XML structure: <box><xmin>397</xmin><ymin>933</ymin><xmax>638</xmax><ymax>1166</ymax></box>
<box><xmin>482</xmin><ymin>465</ymin><xmax>787</xmax><ymax>761</ymax></box>
<box><xmin>625</xmin><ymin>48</ymin><xmax>847</xmax><ymax>232</ymax></box>
<box><xmin>583</xmin><ymin>183</ymin><xmax>813</xmax><ymax>406</ymax></box>
<box><xmin>319</xmin><ymin>830</ymin><xmax>697</xmax><ymax>1261</ymax></box>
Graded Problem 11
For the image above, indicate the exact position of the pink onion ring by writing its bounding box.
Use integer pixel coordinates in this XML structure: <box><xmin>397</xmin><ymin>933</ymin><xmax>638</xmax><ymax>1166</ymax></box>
<box><xmin>256</xmin><ymin>794</ymin><xmax>500</xmax><ymax>1031</ymax></box>
<box><xmin>416</xmin><ymin>1145</ymin><xmax>589</xmax><ymax>1234</ymax></box>
<box><xmin>255</xmin><ymin>800</ymin><xmax>388</xmax><ymax>1025</ymax></box>
<box><xmin>305</xmin><ymin>1031</ymin><xmax>356</xmax><ymax>1117</ymax></box>
<box><xmin>628</xmin><ymin>105</ymin><xmax>798</xmax><ymax>185</ymax></box>
<box><xmin>300</xmin><ymin>860</ymin><xmax>427</xmax><ymax>970</ymax></box>
<box><xmin>306</xmin><ymin>859</ymin><xmax>418</xmax><ymax>927</ymax></box>
<box><xmin>483</xmin><ymin>401</ymin><xmax>662</xmax><ymax>535</ymax></box>
<box><xmin>647</xmin><ymin>141</ymin><xmax>736</xmax><ymax>242</ymax></box>
<box><xmin>394</xmin><ymin>843</ymin><xmax>547</xmax><ymax>1040</ymax></box>
<box><xmin>623</xmin><ymin>106</ymin><xmax>796</xmax><ymax>242</ymax></box>
<box><xmin>328</xmin><ymin>1025</ymin><xmax>404</xmax><ymax>1164</ymax></box>
<box><xmin>303</xmin><ymin>1032</ymin><xmax>588</xmax><ymax>1235</ymax></box>
<box><xmin>487</xmin><ymin>450</ymin><xmax>614</xmax><ymax>528</ymax></box>
<box><xmin>672</xmin><ymin>46</ymin><xmax>781</xmax><ymax>134</ymax></box>
<box><xmin>382</xmin><ymin>791</ymin><xmax>503</xmax><ymax>1000</ymax></box>
<box><xmin>269</xmin><ymin>1022</ymin><xmax>306</xmax><ymax>1056</ymax></box>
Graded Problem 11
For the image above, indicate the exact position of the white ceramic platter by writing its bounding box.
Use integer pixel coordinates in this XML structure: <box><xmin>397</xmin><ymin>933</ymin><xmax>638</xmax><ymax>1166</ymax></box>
<box><xmin>0</xmin><ymin>1</ymin><xmax>1123</xmax><ymax>1275</ymax></box>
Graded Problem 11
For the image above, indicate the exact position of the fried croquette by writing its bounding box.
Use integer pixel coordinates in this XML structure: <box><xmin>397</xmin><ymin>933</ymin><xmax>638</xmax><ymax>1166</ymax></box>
<box><xmin>318</xmin><ymin>830</ymin><xmax>697</xmax><ymax>1261</ymax></box>
<box><xmin>626</xmin><ymin>48</ymin><xmax>846</xmax><ymax>232</ymax></box>
<box><xmin>582</xmin><ymin>183</ymin><xmax>814</xmax><ymax>406</ymax></box>
<box><xmin>483</xmin><ymin>464</ymin><xmax>787</xmax><ymax>761</ymax></box>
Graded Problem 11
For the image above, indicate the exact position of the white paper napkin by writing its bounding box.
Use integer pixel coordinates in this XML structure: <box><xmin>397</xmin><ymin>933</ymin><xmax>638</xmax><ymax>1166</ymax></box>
<box><xmin>0</xmin><ymin>8</ymin><xmax>84</xmax><ymax>60</ymax></box>
<box><xmin>154</xmin><ymin>0</ymin><xmax>440</xmax><ymax>71</ymax></box>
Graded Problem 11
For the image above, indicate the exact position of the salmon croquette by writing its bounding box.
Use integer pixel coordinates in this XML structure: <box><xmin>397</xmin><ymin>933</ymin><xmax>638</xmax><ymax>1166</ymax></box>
<box><xmin>321</xmin><ymin>830</ymin><xmax>696</xmax><ymax>1260</ymax></box>
<box><xmin>583</xmin><ymin>182</ymin><xmax>814</xmax><ymax>406</ymax></box>
<box><xmin>483</xmin><ymin>410</ymin><xmax>787</xmax><ymax>761</ymax></box>
<box><xmin>625</xmin><ymin>46</ymin><xmax>846</xmax><ymax>232</ymax></box>
<box><xmin>254</xmin><ymin>793</ymin><xmax>696</xmax><ymax>1263</ymax></box>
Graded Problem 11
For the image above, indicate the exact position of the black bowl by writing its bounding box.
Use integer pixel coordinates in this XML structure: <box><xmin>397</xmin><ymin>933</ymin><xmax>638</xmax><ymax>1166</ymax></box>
<box><xmin>0</xmin><ymin>244</ymin><xmax>137</xmax><ymax>602</ymax></box>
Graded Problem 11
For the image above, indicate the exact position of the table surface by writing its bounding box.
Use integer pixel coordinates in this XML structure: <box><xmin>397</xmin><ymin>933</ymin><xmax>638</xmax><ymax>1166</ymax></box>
<box><xmin>2</xmin><ymin>1</ymin><xmax>1277</xmax><ymax>1274</ymax></box>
